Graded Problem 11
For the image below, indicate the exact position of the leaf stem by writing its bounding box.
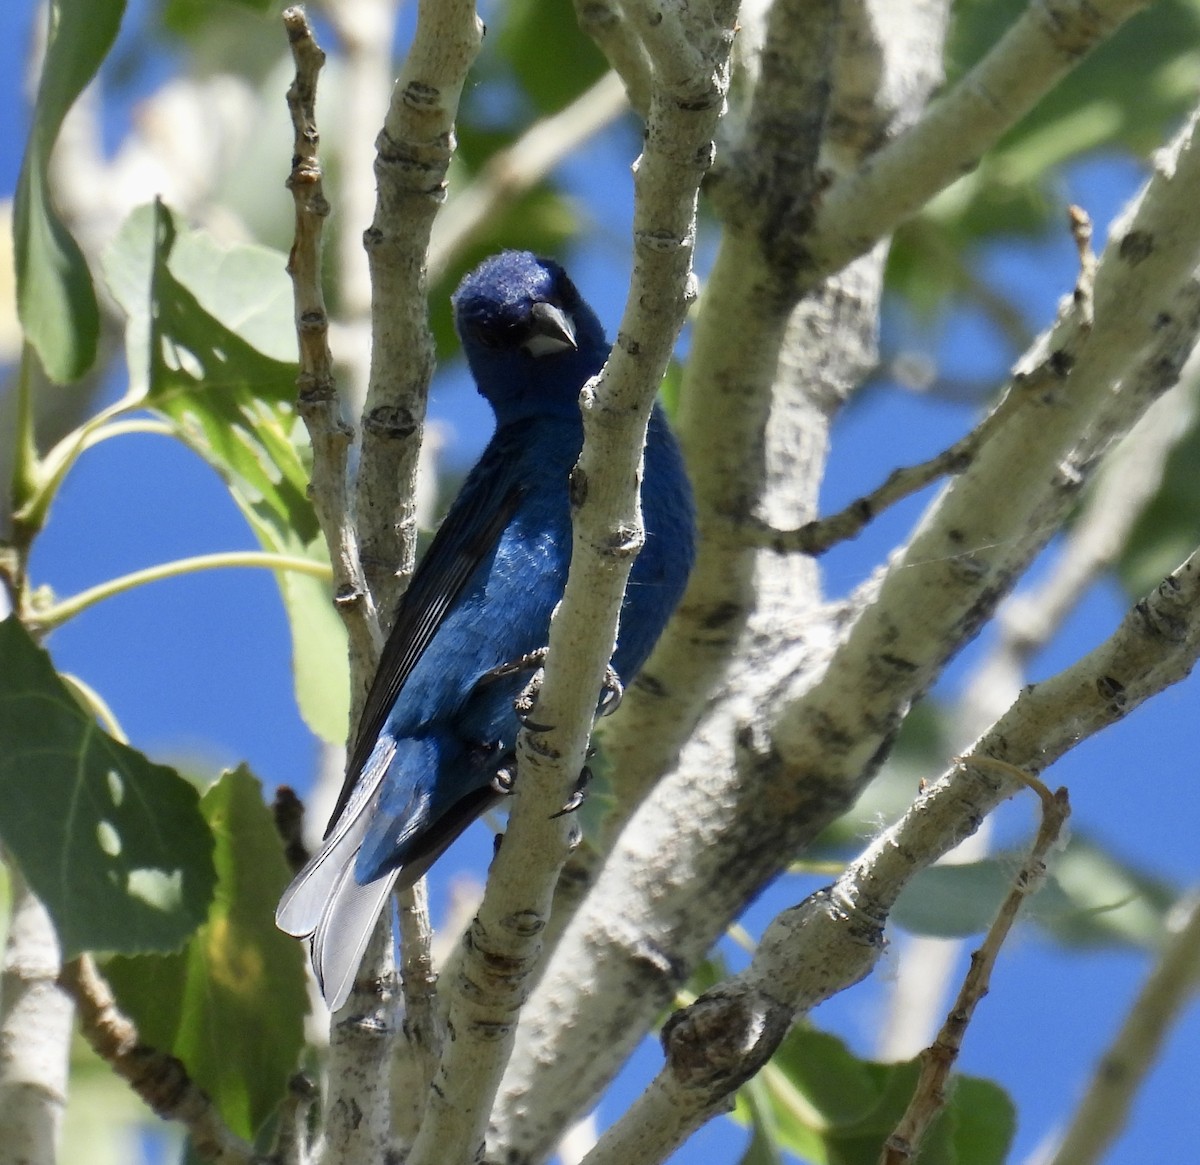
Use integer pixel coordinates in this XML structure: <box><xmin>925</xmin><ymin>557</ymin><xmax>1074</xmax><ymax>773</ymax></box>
<box><xmin>13</xmin><ymin>395</ymin><xmax>157</xmax><ymax>548</ymax></box>
<box><xmin>32</xmin><ymin>551</ymin><xmax>332</xmax><ymax>630</ymax></box>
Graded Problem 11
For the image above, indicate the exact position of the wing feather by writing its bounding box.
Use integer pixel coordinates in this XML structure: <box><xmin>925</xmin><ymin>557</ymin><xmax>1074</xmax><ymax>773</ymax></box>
<box><xmin>326</xmin><ymin>439</ymin><xmax>528</xmax><ymax>831</ymax></box>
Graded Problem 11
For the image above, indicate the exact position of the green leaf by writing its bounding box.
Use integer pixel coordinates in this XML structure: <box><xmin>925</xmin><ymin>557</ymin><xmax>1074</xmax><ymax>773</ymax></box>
<box><xmin>0</xmin><ymin>617</ymin><xmax>215</xmax><ymax>956</ymax></box>
<box><xmin>892</xmin><ymin>835</ymin><xmax>1174</xmax><ymax>949</ymax></box>
<box><xmin>1118</xmin><ymin>386</ymin><xmax>1200</xmax><ymax>597</ymax></box>
<box><xmin>103</xmin><ymin>202</ymin><xmax>349</xmax><ymax>745</ymax></box>
<box><xmin>1030</xmin><ymin>836</ymin><xmax>1174</xmax><ymax>949</ymax></box>
<box><xmin>890</xmin><ymin>0</ymin><xmax>1200</xmax><ymax>316</ymax></box>
<box><xmin>106</xmin><ymin>766</ymin><xmax>309</xmax><ymax>1141</ymax></box>
<box><xmin>735</xmin><ymin>1077</ymin><xmax>789</xmax><ymax>1165</ymax></box>
<box><xmin>495</xmin><ymin>0</ymin><xmax>607</xmax><ymax>114</ymax></box>
<box><xmin>891</xmin><ymin>860</ymin><xmax>1013</xmax><ymax>939</ymax></box>
<box><xmin>771</xmin><ymin>1028</ymin><xmax>885</xmax><ymax>1131</ymax></box>
<box><xmin>949</xmin><ymin>1076</ymin><xmax>1018</xmax><ymax>1165</ymax></box>
<box><xmin>13</xmin><ymin>0</ymin><xmax>125</xmax><ymax>381</ymax></box>
<box><xmin>731</xmin><ymin>1026</ymin><xmax>1016</xmax><ymax>1165</ymax></box>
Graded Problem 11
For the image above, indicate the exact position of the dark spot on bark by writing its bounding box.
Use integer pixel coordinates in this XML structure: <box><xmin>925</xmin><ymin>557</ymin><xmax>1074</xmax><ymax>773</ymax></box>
<box><xmin>1119</xmin><ymin>230</ymin><xmax>1154</xmax><ymax>266</ymax></box>
<box><xmin>569</xmin><ymin>466</ymin><xmax>588</xmax><ymax>508</ymax></box>
<box><xmin>364</xmin><ymin>404</ymin><xmax>416</xmax><ymax>439</ymax></box>
<box><xmin>702</xmin><ymin>601</ymin><xmax>742</xmax><ymax>630</ymax></box>
<box><xmin>1048</xmin><ymin>348</ymin><xmax>1074</xmax><ymax>377</ymax></box>
<box><xmin>633</xmin><ymin>671</ymin><xmax>667</xmax><ymax>698</ymax></box>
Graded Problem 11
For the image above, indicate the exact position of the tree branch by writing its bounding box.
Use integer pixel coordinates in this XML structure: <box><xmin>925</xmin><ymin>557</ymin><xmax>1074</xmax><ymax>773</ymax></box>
<box><xmin>354</xmin><ymin>0</ymin><xmax>482</xmax><ymax>613</ymax></box>
<box><xmin>0</xmin><ymin>868</ymin><xmax>71</xmax><ymax>1165</ymax></box>
<box><xmin>1045</xmin><ymin>891</ymin><xmax>1200</xmax><ymax>1165</ymax></box>
<box><xmin>428</xmin><ymin>70</ymin><xmax>630</xmax><ymax>283</ymax></box>
<box><xmin>283</xmin><ymin>7</ymin><xmax>382</xmax><ymax>686</ymax></box>
<box><xmin>803</xmin><ymin>0</ymin><xmax>1153</xmax><ymax>288</ymax></box>
<box><xmin>319</xmin><ymin>918</ymin><xmax>397</xmax><ymax>1165</ymax></box>
<box><xmin>60</xmin><ymin>955</ymin><xmax>255</xmax><ymax>1165</ymax></box>
<box><xmin>489</xmin><ymin>86</ymin><xmax>1200</xmax><ymax>1161</ymax></box>
<box><xmin>406</xmin><ymin>4</ymin><xmax>739</xmax><ymax>1162</ymax></box>
<box><xmin>880</xmin><ymin>768</ymin><xmax>1070</xmax><ymax>1165</ymax></box>
<box><xmin>581</xmin><ymin>539</ymin><xmax>1200</xmax><ymax>1162</ymax></box>
<box><xmin>572</xmin><ymin>0</ymin><xmax>653</xmax><ymax>117</ymax></box>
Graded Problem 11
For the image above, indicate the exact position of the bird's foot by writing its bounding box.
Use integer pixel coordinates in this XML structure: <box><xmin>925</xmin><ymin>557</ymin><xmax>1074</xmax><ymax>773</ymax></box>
<box><xmin>479</xmin><ymin>648</ymin><xmax>547</xmax><ymax>684</ymax></box>
<box><xmin>478</xmin><ymin>648</ymin><xmax>555</xmax><ymax>732</ymax></box>
<box><xmin>514</xmin><ymin>668</ymin><xmax>553</xmax><ymax>733</ymax></box>
<box><xmin>598</xmin><ymin>665</ymin><xmax>624</xmax><ymax>717</ymax></box>
<box><xmin>490</xmin><ymin>766</ymin><xmax>516</xmax><ymax>796</ymax></box>
<box><xmin>550</xmin><ymin>765</ymin><xmax>592</xmax><ymax>819</ymax></box>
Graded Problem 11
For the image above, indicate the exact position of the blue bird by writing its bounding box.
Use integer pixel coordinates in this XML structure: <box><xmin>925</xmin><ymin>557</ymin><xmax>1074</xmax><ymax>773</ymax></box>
<box><xmin>276</xmin><ymin>251</ymin><xmax>695</xmax><ymax>1010</ymax></box>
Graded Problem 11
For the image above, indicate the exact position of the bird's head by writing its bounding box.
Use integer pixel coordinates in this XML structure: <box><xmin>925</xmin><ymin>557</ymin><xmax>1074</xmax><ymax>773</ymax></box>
<box><xmin>452</xmin><ymin>251</ymin><xmax>607</xmax><ymax>423</ymax></box>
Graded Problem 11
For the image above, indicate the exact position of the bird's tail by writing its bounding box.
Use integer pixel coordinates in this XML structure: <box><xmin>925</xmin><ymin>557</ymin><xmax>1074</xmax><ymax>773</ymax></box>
<box><xmin>276</xmin><ymin>736</ymin><xmax>403</xmax><ymax>1012</ymax></box>
<box><xmin>276</xmin><ymin>800</ymin><xmax>400</xmax><ymax>1012</ymax></box>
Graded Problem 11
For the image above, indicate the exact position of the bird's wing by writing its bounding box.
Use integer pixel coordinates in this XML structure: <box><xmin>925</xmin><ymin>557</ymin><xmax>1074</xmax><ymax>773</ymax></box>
<box><xmin>325</xmin><ymin>441</ymin><xmax>527</xmax><ymax>832</ymax></box>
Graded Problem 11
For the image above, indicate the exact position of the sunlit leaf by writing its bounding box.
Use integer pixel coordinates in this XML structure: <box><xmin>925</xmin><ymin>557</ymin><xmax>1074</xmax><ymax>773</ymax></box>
<box><xmin>0</xmin><ymin>618</ymin><xmax>215</xmax><ymax>956</ymax></box>
<box><xmin>103</xmin><ymin>202</ymin><xmax>349</xmax><ymax>744</ymax></box>
<box><xmin>13</xmin><ymin>0</ymin><xmax>125</xmax><ymax>381</ymax></box>
<box><xmin>106</xmin><ymin>766</ymin><xmax>308</xmax><ymax>1141</ymax></box>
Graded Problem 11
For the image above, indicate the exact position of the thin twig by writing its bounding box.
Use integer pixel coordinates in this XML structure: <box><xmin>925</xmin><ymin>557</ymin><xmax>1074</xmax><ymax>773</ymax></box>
<box><xmin>355</xmin><ymin>0</ymin><xmax>482</xmax><ymax>613</ymax></box>
<box><xmin>880</xmin><ymin>763</ymin><xmax>1070</xmax><ymax>1165</ymax></box>
<box><xmin>283</xmin><ymin>6</ymin><xmax>382</xmax><ymax>680</ymax></box>
<box><xmin>411</xmin><ymin>3</ymin><xmax>740</xmax><ymax>1162</ymax></box>
<box><xmin>271</xmin><ymin>786</ymin><xmax>309</xmax><ymax>876</ymax></box>
<box><xmin>60</xmin><ymin>955</ymin><xmax>257</xmax><ymax>1165</ymax></box>
<box><xmin>762</xmin><ymin>203</ymin><xmax>1105</xmax><ymax>557</ymax></box>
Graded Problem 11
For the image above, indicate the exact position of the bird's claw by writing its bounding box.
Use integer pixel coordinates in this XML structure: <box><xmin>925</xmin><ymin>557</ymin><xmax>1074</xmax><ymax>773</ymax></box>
<box><xmin>598</xmin><ymin>665</ymin><xmax>624</xmax><ymax>717</ymax></box>
<box><xmin>490</xmin><ymin>767</ymin><xmax>516</xmax><ymax>796</ymax></box>
<box><xmin>479</xmin><ymin>647</ymin><xmax>547</xmax><ymax>685</ymax></box>
<box><xmin>550</xmin><ymin>765</ymin><xmax>592</xmax><ymax>819</ymax></box>
<box><xmin>515</xmin><ymin>668</ymin><xmax>553</xmax><ymax>732</ymax></box>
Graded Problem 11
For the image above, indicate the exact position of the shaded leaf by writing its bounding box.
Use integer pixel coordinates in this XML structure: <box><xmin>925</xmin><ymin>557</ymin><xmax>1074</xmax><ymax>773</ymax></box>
<box><xmin>106</xmin><ymin>766</ymin><xmax>308</xmax><ymax>1141</ymax></box>
<box><xmin>735</xmin><ymin>1077</ymin><xmax>789</xmax><ymax>1165</ymax></box>
<box><xmin>0</xmin><ymin>617</ymin><xmax>215</xmax><ymax>956</ymax></box>
<box><xmin>1118</xmin><ymin>385</ymin><xmax>1200</xmax><ymax>597</ymax></box>
<box><xmin>103</xmin><ymin>202</ymin><xmax>349</xmax><ymax>744</ymax></box>
<box><xmin>892</xmin><ymin>836</ymin><xmax>1174</xmax><ymax>949</ymax></box>
<box><xmin>891</xmin><ymin>860</ymin><xmax>1013</xmax><ymax>939</ymax></box>
<box><xmin>1032</xmin><ymin>835</ymin><xmax>1174</xmax><ymax>949</ymax></box>
<box><xmin>13</xmin><ymin>0</ymin><xmax>125</xmax><ymax>381</ymax></box>
<box><xmin>950</xmin><ymin>1075</ymin><xmax>1018</xmax><ymax>1165</ymax></box>
<box><xmin>731</xmin><ymin>1026</ymin><xmax>1015</xmax><ymax>1165</ymax></box>
<box><xmin>495</xmin><ymin>0</ymin><xmax>607</xmax><ymax>114</ymax></box>
<box><xmin>890</xmin><ymin>0</ymin><xmax>1200</xmax><ymax>315</ymax></box>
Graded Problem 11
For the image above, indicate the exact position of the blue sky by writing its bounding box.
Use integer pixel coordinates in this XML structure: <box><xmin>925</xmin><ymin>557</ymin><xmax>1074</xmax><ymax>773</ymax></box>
<box><xmin>4</xmin><ymin>2</ymin><xmax>1200</xmax><ymax>1163</ymax></box>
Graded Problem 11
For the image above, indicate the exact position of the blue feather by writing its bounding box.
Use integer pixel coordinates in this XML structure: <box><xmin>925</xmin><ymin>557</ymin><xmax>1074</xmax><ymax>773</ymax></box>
<box><xmin>277</xmin><ymin>251</ymin><xmax>695</xmax><ymax>1009</ymax></box>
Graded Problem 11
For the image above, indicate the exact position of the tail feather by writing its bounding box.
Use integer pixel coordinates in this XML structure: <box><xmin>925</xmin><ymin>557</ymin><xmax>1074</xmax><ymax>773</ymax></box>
<box><xmin>310</xmin><ymin>861</ymin><xmax>399</xmax><ymax>1012</ymax></box>
<box><xmin>276</xmin><ymin>808</ymin><xmax>399</xmax><ymax>1012</ymax></box>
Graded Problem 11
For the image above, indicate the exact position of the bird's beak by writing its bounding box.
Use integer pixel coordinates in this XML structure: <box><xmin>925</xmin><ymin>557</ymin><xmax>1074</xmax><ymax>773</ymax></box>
<box><xmin>522</xmin><ymin>301</ymin><xmax>578</xmax><ymax>356</ymax></box>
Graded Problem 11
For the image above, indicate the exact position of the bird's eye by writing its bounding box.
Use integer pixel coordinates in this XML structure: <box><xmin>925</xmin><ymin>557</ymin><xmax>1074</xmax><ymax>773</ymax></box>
<box><xmin>470</xmin><ymin>322</ymin><xmax>510</xmax><ymax>350</ymax></box>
